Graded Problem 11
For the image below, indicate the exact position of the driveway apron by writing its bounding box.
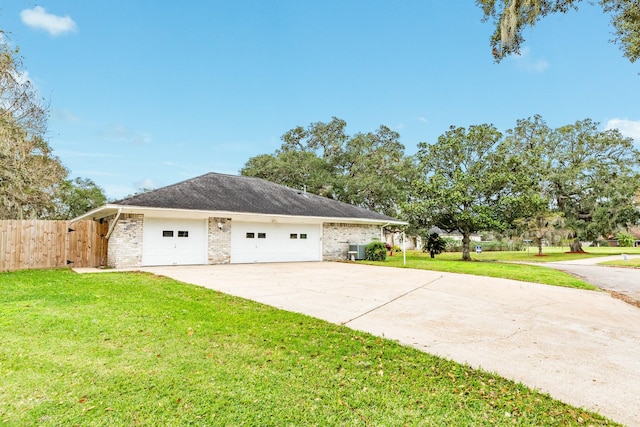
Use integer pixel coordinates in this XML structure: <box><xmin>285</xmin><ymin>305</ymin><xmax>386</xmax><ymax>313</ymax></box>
<box><xmin>141</xmin><ymin>262</ymin><xmax>640</xmax><ymax>427</ymax></box>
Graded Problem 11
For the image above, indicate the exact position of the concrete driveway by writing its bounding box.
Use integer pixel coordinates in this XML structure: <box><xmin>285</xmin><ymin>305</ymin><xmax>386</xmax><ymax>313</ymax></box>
<box><xmin>141</xmin><ymin>262</ymin><xmax>640</xmax><ymax>426</ymax></box>
<box><xmin>544</xmin><ymin>255</ymin><xmax>640</xmax><ymax>306</ymax></box>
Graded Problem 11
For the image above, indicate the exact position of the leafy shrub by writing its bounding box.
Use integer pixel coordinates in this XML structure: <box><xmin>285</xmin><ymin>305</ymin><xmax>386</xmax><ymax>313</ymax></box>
<box><xmin>391</xmin><ymin>245</ymin><xmax>402</xmax><ymax>253</ymax></box>
<box><xmin>365</xmin><ymin>241</ymin><xmax>387</xmax><ymax>261</ymax></box>
<box><xmin>441</xmin><ymin>237</ymin><xmax>461</xmax><ymax>252</ymax></box>
<box><xmin>423</xmin><ymin>233</ymin><xmax>446</xmax><ymax>258</ymax></box>
<box><xmin>615</xmin><ymin>232</ymin><xmax>635</xmax><ymax>247</ymax></box>
<box><xmin>439</xmin><ymin>239</ymin><xmax>525</xmax><ymax>252</ymax></box>
<box><xmin>429</xmin><ymin>236</ymin><xmax>527</xmax><ymax>253</ymax></box>
<box><xmin>478</xmin><ymin>241</ymin><xmax>525</xmax><ymax>251</ymax></box>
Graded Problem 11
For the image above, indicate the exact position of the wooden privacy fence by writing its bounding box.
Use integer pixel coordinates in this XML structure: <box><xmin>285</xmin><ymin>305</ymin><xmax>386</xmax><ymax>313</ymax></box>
<box><xmin>0</xmin><ymin>220</ymin><xmax>108</xmax><ymax>271</ymax></box>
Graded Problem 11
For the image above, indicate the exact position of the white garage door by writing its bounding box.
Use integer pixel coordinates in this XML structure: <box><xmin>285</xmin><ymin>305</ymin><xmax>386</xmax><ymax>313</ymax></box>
<box><xmin>142</xmin><ymin>218</ymin><xmax>207</xmax><ymax>266</ymax></box>
<box><xmin>231</xmin><ymin>222</ymin><xmax>321</xmax><ymax>263</ymax></box>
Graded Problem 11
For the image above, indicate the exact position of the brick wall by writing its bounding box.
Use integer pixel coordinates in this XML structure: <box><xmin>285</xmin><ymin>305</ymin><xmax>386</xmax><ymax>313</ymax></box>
<box><xmin>107</xmin><ymin>213</ymin><xmax>144</xmax><ymax>268</ymax></box>
<box><xmin>208</xmin><ymin>217</ymin><xmax>231</xmax><ymax>264</ymax></box>
<box><xmin>322</xmin><ymin>223</ymin><xmax>380</xmax><ymax>261</ymax></box>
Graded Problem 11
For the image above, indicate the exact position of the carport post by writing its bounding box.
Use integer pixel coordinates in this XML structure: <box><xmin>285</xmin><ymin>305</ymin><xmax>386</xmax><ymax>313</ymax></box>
<box><xmin>403</xmin><ymin>231</ymin><xmax>406</xmax><ymax>266</ymax></box>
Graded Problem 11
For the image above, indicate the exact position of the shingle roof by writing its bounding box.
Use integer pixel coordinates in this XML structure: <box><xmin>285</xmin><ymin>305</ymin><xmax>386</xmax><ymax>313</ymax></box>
<box><xmin>114</xmin><ymin>172</ymin><xmax>401</xmax><ymax>222</ymax></box>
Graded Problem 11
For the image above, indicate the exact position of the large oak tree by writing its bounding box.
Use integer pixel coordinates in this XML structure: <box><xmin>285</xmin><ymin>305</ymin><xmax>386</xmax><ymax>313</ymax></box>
<box><xmin>407</xmin><ymin>124</ymin><xmax>532</xmax><ymax>260</ymax></box>
<box><xmin>504</xmin><ymin>115</ymin><xmax>640</xmax><ymax>242</ymax></box>
<box><xmin>0</xmin><ymin>114</ymin><xmax>67</xmax><ymax>219</ymax></box>
<box><xmin>477</xmin><ymin>0</ymin><xmax>640</xmax><ymax>64</ymax></box>
<box><xmin>241</xmin><ymin>117</ymin><xmax>414</xmax><ymax>218</ymax></box>
<box><xmin>0</xmin><ymin>32</ymin><xmax>106</xmax><ymax>219</ymax></box>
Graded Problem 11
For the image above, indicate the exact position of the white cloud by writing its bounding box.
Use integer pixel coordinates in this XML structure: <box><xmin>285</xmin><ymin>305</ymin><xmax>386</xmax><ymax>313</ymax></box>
<box><xmin>605</xmin><ymin>118</ymin><xmax>640</xmax><ymax>141</ymax></box>
<box><xmin>102</xmin><ymin>184</ymin><xmax>136</xmax><ymax>201</ymax></box>
<box><xmin>417</xmin><ymin>117</ymin><xmax>428</xmax><ymax>123</ymax></box>
<box><xmin>100</xmin><ymin>179</ymin><xmax>160</xmax><ymax>200</ymax></box>
<box><xmin>20</xmin><ymin>6</ymin><xmax>77</xmax><ymax>36</ymax></box>
<box><xmin>512</xmin><ymin>47</ymin><xmax>549</xmax><ymax>72</ymax></box>
<box><xmin>101</xmin><ymin>124</ymin><xmax>151</xmax><ymax>145</ymax></box>
<box><xmin>0</xmin><ymin>70</ymin><xmax>39</xmax><ymax>111</ymax></box>
<box><xmin>56</xmin><ymin>150</ymin><xmax>122</xmax><ymax>159</ymax></box>
<box><xmin>52</xmin><ymin>108</ymin><xmax>81</xmax><ymax>123</ymax></box>
<box><xmin>14</xmin><ymin>70</ymin><xmax>31</xmax><ymax>85</ymax></box>
<box><xmin>135</xmin><ymin>178</ymin><xmax>160</xmax><ymax>191</ymax></box>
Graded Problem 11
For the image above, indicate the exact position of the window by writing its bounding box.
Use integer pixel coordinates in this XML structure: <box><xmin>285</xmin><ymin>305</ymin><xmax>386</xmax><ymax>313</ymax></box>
<box><xmin>290</xmin><ymin>233</ymin><xmax>298</xmax><ymax>239</ymax></box>
<box><xmin>178</xmin><ymin>231</ymin><xmax>189</xmax><ymax>237</ymax></box>
<box><xmin>246</xmin><ymin>232</ymin><xmax>255</xmax><ymax>238</ymax></box>
<box><xmin>258</xmin><ymin>233</ymin><xmax>266</xmax><ymax>239</ymax></box>
<box><xmin>300</xmin><ymin>234</ymin><xmax>307</xmax><ymax>239</ymax></box>
<box><xmin>162</xmin><ymin>230</ymin><xmax>174</xmax><ymax>237</ymax></box>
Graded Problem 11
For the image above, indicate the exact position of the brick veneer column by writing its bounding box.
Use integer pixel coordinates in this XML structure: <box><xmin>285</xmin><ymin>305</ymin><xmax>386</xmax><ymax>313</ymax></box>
<box><xmin>107</xmin><ymin>214</ymin><xmax>144</xmax><ymax>268</ymax></box>
<box><xmin>208</xmin><ymin>217</ymin><xmax>231</xmax><ymax>264</ymax></box>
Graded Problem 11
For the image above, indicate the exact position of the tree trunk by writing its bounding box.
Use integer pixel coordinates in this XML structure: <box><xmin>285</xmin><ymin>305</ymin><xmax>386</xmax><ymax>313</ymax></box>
<box><xmin>569</xmin><ymin>239</ymin><xmax>585</xmax><ymax>253</ymax></box>
<box><xmin>537</xmin><ymin>238</ymin><xmax>543</xmax><ymax>256</ymax></box>
<box><xmin>430</xmin><ymin>250</ymin><xmax>435</xmax><ymax>259</ymax></box>
<box><xmin>461</xmin><ymin>233</ymin><xmax>471</xmax><ymax>261</ymax></box>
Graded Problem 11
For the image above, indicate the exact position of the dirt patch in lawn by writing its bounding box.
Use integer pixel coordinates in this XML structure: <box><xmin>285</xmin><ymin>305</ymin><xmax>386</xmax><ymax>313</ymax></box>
<box><xmin>607</xmin><ymin>290</ymin><xmax>640</xmax><ymax>309</ymax></box>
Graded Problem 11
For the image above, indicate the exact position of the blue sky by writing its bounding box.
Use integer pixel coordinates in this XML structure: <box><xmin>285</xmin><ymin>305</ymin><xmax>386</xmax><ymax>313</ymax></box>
<box><xmin>2</xmin><ymin>1</ymin><xmax>639</xmax><ymax>199</ymax></box>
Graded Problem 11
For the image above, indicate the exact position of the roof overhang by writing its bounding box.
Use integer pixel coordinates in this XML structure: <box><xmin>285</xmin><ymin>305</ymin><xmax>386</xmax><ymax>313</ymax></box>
<box><xmin>72</xmin><ymin>204</ymin><xmax>408</xmax><ymax>226</ymax></box>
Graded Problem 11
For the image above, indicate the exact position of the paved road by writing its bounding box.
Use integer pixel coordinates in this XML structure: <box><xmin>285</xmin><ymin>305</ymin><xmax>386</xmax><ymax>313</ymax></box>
<box><xmin>544</xmin><ymin>255</ymin><xmax>640</xmax><ymax>306</ymax></box>
<box><xmin>135</xmin><ymin>262</ymin><xmax>640</xmax><ymax>426</ymax></box>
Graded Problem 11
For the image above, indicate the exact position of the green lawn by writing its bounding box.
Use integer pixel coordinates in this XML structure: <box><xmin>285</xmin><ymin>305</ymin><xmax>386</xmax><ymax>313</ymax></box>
<box><xmin>435</xmin><ymin>245</ymin><xmax>640</xmax><ymax>263</ymax></box>
<box><xmin>0</xmin><ymin>269</ymin><xmax>619</xmax><ymax>426</ymax></box>
<box><xmin>362</xmin><ymin>250</ymin><xmax>597</xmax><ymax>290</ymax></box>
<box><xmin>600</xmin><ymin>258</ymin><xmax>640</xmax><ymax>268</ymax></box>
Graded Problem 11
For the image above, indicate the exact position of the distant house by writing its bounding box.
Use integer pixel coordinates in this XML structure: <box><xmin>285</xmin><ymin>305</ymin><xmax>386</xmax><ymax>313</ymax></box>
<box><xmin>75</xmin><ymin>172</ymin><xmax>406</xmax><ymax>268</ymax></box>
<box><xmin>428</xmin><ymin>226</ymin><xmax>482</xmax><ymax>242</ymax></box>
<box><xmin>388</xmin><ymin>227</ymin><xmax>481</xmax><ymax>252</ymax></box>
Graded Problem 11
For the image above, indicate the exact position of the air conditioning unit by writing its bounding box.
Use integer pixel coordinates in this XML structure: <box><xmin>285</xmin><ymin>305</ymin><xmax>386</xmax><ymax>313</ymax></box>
<box><xmin>348</xmin><ymin>244</ymin><xmax>367</xmax><ymax>260</ymax></box>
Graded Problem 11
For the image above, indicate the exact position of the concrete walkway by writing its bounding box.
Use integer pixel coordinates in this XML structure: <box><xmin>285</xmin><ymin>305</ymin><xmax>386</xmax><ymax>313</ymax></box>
<box><xmin>131</xmin><ymin>262</ymin><xmax>640</xmax><ymax>426</ymax></box>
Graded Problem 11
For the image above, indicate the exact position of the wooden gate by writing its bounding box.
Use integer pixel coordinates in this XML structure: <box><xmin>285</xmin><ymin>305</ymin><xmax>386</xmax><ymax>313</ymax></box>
<box><xmin>0</xmin><ymin>220</ymin><xmax>108</xmax><ymax>271</ymax></box>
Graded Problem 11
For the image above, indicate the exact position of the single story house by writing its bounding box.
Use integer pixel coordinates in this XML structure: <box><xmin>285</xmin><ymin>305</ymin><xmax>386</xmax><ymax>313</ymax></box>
<box><xmin>428</xmin><ymin>226</ymin><xmax>482</xmax><ymax>242</ymax></box>
<box><xmin>74</xmin><ymin>172</ymin><xmax>406</xmax><ymax>268</ymax></box>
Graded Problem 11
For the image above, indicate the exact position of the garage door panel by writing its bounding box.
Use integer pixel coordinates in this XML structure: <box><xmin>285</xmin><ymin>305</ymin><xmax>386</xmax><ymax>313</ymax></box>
<box><xmin>143</xmin><ymin>218</ymin><xmax>207</xmax><ymax>266</ymax></box>
<box><xmin>231</xmin><ymin>222</ymin><xmax>320</xmax><ymax>263</ymax></box>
